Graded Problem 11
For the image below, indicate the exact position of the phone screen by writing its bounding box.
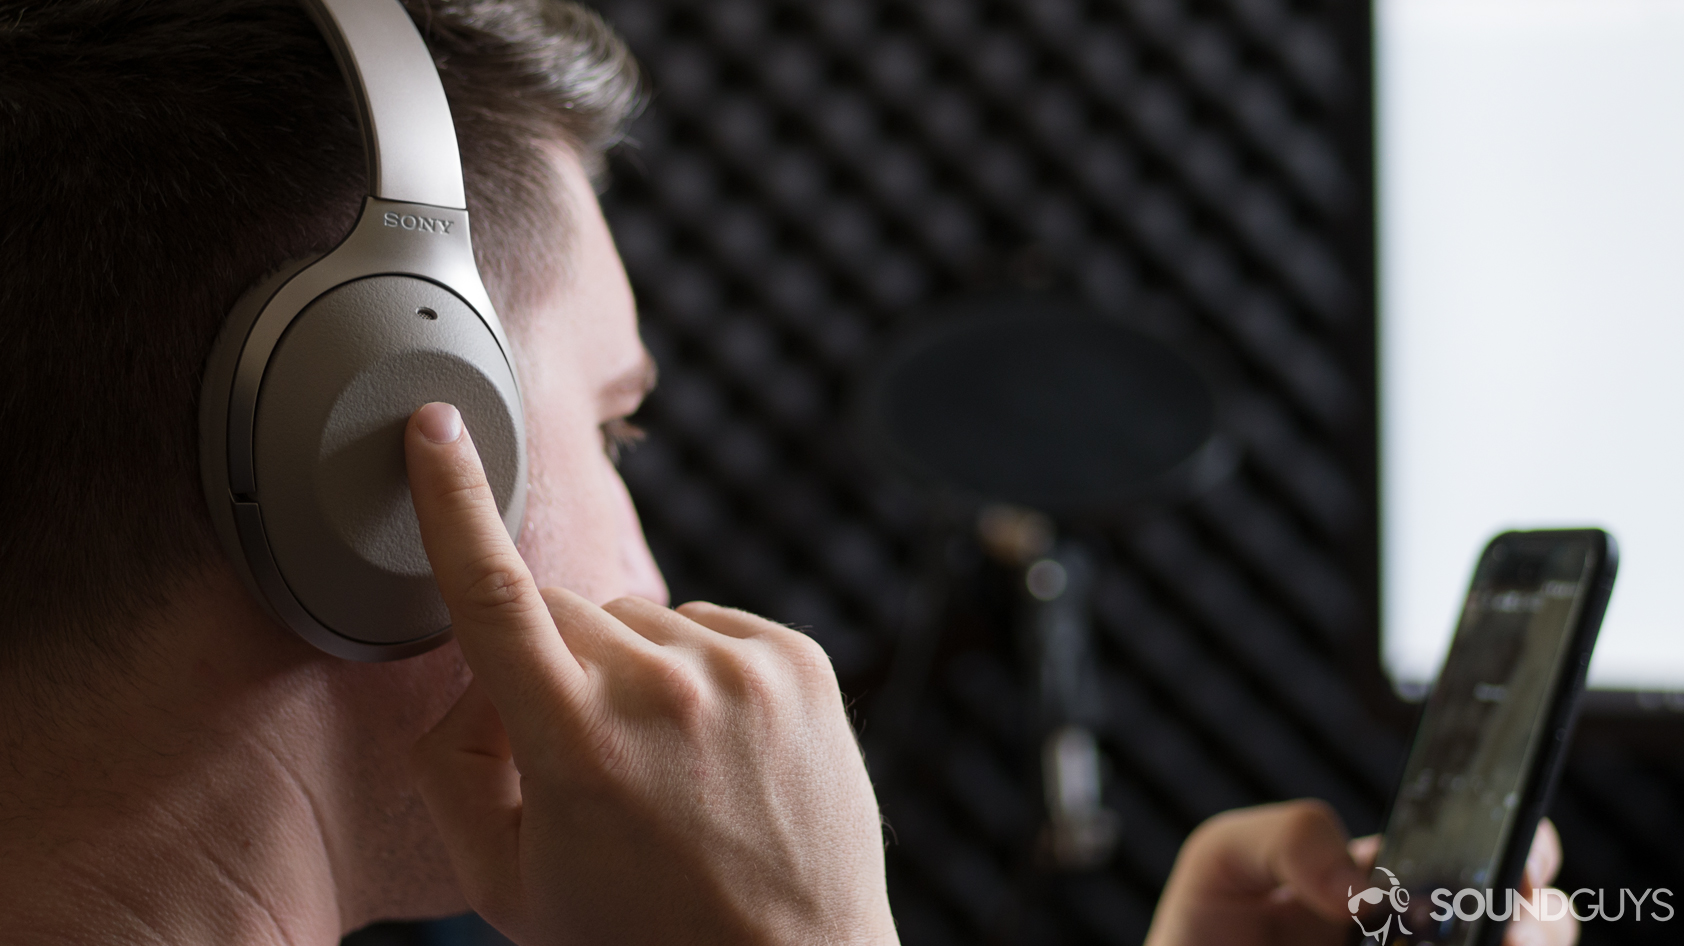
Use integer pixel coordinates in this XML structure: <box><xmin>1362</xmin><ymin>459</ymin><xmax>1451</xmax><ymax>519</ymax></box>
<box><xmin>1355</xmin><ymin>533</ymin><xmax>1602</xmax><ymax>946</ymax></box>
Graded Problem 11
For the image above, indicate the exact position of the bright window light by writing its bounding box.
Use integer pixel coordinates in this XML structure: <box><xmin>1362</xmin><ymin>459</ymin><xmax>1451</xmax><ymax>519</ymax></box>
<box><xmin>1379</xmin><ymin>0</ymin><xmax>1684</xmax><ymax>692</ymax></box>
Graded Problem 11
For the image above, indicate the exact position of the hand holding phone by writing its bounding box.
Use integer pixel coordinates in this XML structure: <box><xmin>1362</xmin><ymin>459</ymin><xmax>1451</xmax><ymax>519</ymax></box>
<box><xmin>1353</xmin><ymin>530</ymin><xmax>1616</xmax><ymax>946</ymax></box>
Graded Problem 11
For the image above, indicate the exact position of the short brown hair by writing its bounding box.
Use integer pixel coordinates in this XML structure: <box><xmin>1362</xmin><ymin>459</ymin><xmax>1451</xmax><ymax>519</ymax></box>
<box><xmin>0</xmin><ymin>0</ymin><xmax>641</xmax><ymax>683</ymax></box>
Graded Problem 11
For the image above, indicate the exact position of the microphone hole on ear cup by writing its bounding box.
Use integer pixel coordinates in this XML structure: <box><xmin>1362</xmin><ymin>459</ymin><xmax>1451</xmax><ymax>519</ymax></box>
<box><xmin>416</xmin><ymin>306</ymin><xmax>438</xmax><ymax>320</ymax></box>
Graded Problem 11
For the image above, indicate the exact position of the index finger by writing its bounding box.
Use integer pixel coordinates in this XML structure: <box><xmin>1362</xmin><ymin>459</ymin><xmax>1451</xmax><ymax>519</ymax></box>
<box><xmin>1190</xmin><ymin>800</ymin><xmax>1365</xmax><ymax>923</ymax></box>
<box><xmin>405</xmin><ymin>402</ymin><xmax>584</xmax><ymax>728</ymax></box>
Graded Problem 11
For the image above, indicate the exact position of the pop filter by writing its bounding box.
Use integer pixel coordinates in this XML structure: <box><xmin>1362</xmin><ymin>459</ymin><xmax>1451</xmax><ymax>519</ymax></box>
<box><xmin>861</xmin><ymin>294</ymin><xmax>1232</xmax><ymax>516</ymax></box>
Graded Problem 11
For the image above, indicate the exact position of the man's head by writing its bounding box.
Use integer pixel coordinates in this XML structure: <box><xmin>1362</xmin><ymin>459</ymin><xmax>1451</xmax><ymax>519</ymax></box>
<box><xmin>0</xmin><ymin>0</ymin><xmax>666</xmax><ymax>929</ymax></box>
<box><xmin>0</xmin><ymin>0</ymin><xmax>661</xmax><ymax>688</ymax></box>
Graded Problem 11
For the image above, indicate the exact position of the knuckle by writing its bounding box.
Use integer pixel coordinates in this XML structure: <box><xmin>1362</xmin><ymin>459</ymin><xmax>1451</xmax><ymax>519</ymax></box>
<box><xmin>1186</xmin><ymin>803</ymin><xmax>1261</xmax><ymax>853</ymax></box>
<box><xmin>708</xmin><ymin>643</ymin><xmax>783</xmax><ymax>705</ymax></box>
<box><xmin>434</xmin><ymin>467</ymin><xmax>496</xmax><ymax>512</ymax></box>
<box><xmin>1189</xmin><ymin>808</ymin><xmax>1239</xmax><ymax>846</ymax></box>
<box><xmin>674</xmin><ymin>599</ymin><xmax>721</xmax><ymax>619</ymax></box>
<box><xmin>637</xmin><ymin>652</ymin><xmax>710</xmax><ymax>725</ymax></box>
<box><xmin>460</xmin><ymin>553</ymin><xmax>538</xmax><ymax>615</ymax></box>
<box><xmin>606</xmin><ymin>595</ymin><xmax>689</xmax><ymax>639</ymax></box>
<box><xmin>1280</xmin><ymin>798</ymin><xmax>1339</xmax><ymax>835</ymax></box>
<box><xmin>658</xmin><ymin>673</ymin><xmax>708</xmax><ymax>726</ymax></box>
<box><xmin>782</xmin><ymin>631</ymin><xmax>836</xmax><ymax>677</ymax></box>
<box><xmin>602</xmin><ymin>594</ymin><xmax>649</xmax><ymax>616</ymax></box>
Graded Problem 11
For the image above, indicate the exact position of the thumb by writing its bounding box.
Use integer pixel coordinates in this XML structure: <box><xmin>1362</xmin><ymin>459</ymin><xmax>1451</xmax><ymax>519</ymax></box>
<box><xmin>411</xmin><ymin>679</ymin><xmax>525</xmax><ymax>925</ymax></box>
<box><xmin>1522</xmin><ymin>819</ymin><xmax>1563</xmax><ymax>895</ymax></box>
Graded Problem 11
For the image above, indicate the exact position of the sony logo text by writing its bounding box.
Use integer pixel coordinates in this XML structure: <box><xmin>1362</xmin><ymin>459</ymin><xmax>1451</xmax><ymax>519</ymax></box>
<box><xmin>382</xmin><ymin>212</ymin><xmax>453</xmax><ymax>234</ymax></box>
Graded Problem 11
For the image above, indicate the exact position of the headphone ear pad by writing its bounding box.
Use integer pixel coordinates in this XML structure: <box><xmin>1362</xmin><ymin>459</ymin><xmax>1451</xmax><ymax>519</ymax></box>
<box><xmin>251</xmin><ymin>275</ymin><xmax>526</xmax><ymax>645</ymax></box>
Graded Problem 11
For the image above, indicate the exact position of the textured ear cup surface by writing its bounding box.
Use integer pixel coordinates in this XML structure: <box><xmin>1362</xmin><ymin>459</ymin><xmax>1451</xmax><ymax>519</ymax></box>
<box><xmin>253</xmin><ymin>276</ymin><xmax>525</xmax><ymax>644</ymax></box>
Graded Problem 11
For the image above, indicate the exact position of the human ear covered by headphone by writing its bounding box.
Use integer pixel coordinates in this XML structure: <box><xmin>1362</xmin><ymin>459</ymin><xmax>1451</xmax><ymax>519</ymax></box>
<box><xmin>200</xmin><ymin>0</ymin><xmax>525</xmax><ymax>661</ymax></box>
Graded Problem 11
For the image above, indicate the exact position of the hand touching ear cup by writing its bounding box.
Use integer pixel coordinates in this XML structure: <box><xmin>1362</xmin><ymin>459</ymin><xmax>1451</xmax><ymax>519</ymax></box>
<box><xmin>199</xmin><ymin>0</ymin><xmax>525</xmax><ymax>660</ymax></box>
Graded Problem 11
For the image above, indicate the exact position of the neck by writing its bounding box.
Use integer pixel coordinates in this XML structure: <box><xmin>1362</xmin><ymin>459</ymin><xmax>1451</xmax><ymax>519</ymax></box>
<box><xmin>1</xmin><ymin>651</ymin><xmax>346</xmax><ymax>944</ymax></box>
<box><xmin>0</xmin><ymin>571</ymin><xmax>468</xmax><ymax>944</ymax></box>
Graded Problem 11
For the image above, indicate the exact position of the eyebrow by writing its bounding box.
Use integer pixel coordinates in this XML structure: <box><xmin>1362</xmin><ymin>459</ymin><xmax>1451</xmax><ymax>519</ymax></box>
<box><xmin>602</xmin><ymin>350</ymin><xmax>658</xmax><ymax>408</ymax></box>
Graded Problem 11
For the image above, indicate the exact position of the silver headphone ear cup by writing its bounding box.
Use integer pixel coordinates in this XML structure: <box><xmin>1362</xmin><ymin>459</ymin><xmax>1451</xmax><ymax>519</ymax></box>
<box><xmin>197</xmin><ymin>0</ymin><xmax>524</xmax><ymax>659</ymax></box>
<box><xmin>249</xmin><ymin>275</ymin><xmax>526</xmax><ymax>645</ymax></box>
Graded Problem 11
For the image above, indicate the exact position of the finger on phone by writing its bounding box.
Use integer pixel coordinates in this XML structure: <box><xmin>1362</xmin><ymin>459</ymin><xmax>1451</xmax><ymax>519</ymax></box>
<box><xmin>1505</xmin><ymin>905</ymin><xmax>1579</xmax><ymax>946</ymax></box>
<box><xmin>1195</xmin><ymin>800</ymin><xmax>1363</xmax><ymax>923</ymax></box>
<box><xmin>1348</xmin><ymin>834</ymin><xmax>1380</xmax><ymax>872</ymax></box>
<box><xmin>1525</xmin><ymin>819</ymin><xmax>1563</xmax><ymax>892</ymax></box>
<box><xmin>405</xmin><ymin>402</ymin><xmax>583</xmax><ymax>732</ymax></box>
<box><xmin>1503</xmin><ymin>821</ymin><xmax>1573</xmax><ymax>946</ymax></box>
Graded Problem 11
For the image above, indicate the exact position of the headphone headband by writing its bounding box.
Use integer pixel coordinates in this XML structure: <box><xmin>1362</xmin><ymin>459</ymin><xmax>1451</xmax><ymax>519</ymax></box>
<box><xmin>302</xmin><ymin>0</ymin><xmax>466</xmax><ymax>209</ymax></box>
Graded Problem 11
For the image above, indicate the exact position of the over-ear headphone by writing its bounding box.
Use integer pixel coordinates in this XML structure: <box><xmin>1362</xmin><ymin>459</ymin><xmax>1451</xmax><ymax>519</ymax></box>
<box><xmin>200</xmin><ymin>0</ymin><xmax>526</xmax><ymax>661</ymax></box>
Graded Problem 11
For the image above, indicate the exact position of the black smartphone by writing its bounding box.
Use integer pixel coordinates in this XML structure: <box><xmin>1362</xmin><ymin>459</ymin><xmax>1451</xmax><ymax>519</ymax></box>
<box><xmin>1351</xmin><ymin>529</ymin><xmax>1617</xmax><ymax>946</ymax></box>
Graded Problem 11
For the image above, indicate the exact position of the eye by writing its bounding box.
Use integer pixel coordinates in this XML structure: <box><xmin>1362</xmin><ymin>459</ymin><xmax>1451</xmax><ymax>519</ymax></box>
<box><xmin>600</xmin><ymin>417</ymin><xmax>646</xmax><ymax>466</ymax></box>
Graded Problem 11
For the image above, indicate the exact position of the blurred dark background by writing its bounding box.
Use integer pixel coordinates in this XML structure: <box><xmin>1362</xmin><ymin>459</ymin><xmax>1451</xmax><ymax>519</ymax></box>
<box><xmin>347</xmin><ymin>0</ymin><xmax>1684</xmax><ymax>943</ymax></box>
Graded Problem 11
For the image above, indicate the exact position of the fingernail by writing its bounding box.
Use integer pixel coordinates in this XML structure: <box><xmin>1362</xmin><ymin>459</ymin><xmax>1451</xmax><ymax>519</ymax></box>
<box><xmin>417</xmin><ymin>402</ymin><xmax>462</xmax><ymax>443</ymax></box>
